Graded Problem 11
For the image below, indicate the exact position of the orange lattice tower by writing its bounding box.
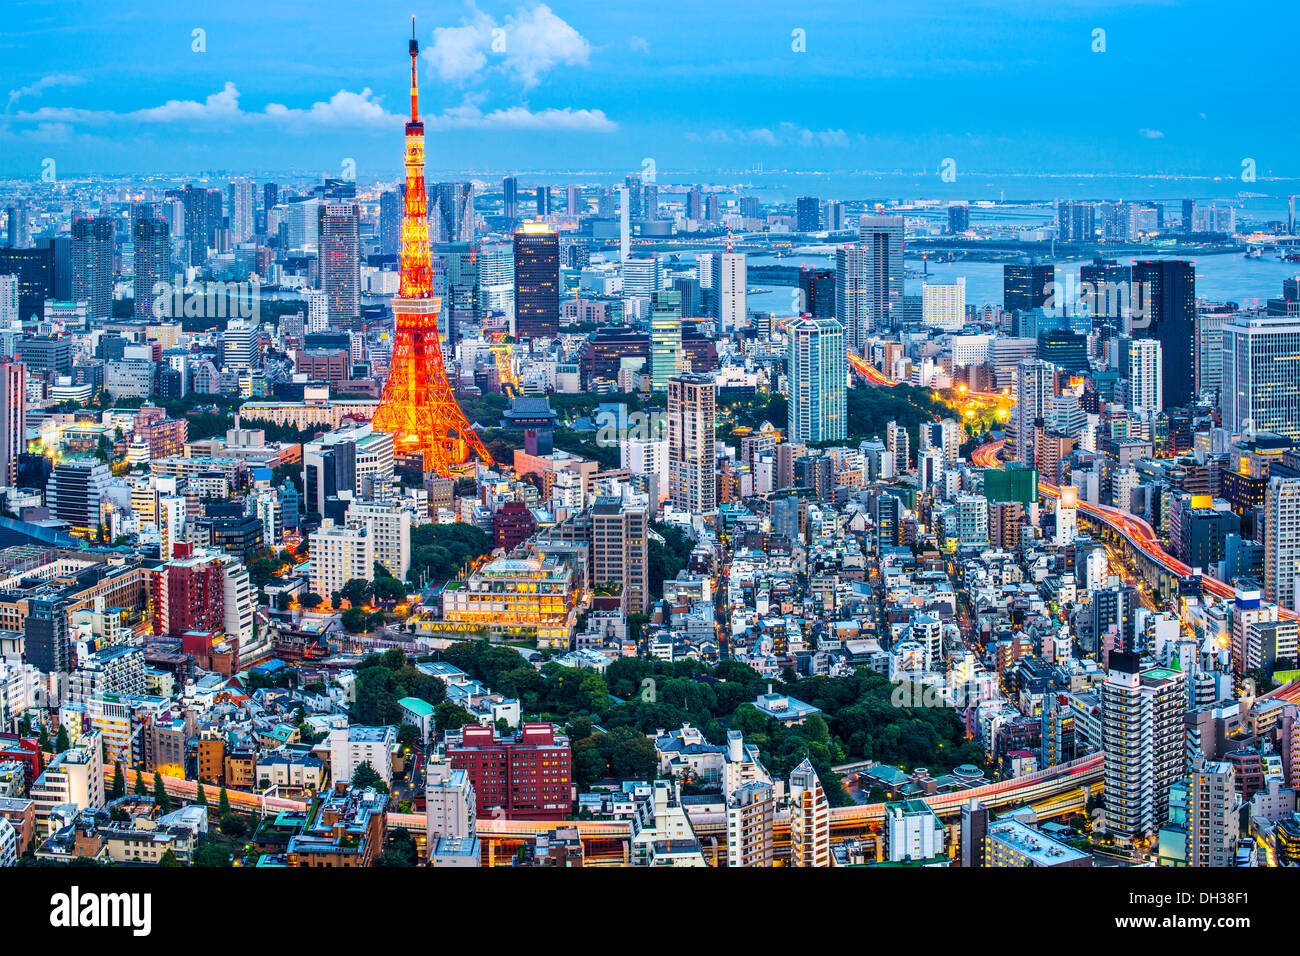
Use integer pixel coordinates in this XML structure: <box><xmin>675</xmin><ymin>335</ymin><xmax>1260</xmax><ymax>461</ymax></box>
<box><xmin>372</xmin><ymin>20</ymin><xmax>493</xmax><ymax>477</ymax></box>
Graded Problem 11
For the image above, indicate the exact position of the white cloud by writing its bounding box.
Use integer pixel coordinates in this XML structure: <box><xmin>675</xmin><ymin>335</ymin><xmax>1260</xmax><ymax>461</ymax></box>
<box><xmin>425</xmin><ymin>3</ymin><xmax>591</xmax><ymax>89</ymax></box>
<box><xmin>1138</xmin><ymin>128</ymin><xmax>1164</xmax><ymax>139</ymax></box>
<box><xmin>691</xmin><ymin>124</ymin><xmax>850</xmax><ymax>148</ymax></box>
<box><xmin>5</xmin><ymin>74</ymin><xmax>84</xmax><ymax>112</ymax></box>
<box><xmin>7</xmin><ymin>83</ymin><xmax>615</xmax><ymax>136</ymax></box>
<box><xmin>427</xmin><ymin>102</ymin><xmax>615</xmax><ymax>132</ymax></box>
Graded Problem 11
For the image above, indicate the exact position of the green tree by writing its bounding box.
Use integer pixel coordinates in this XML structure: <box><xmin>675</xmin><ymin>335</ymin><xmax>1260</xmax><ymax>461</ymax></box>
<box><xmin>153</xmin><ymin>771</ymin><xmax>172</xmax><ymax>812</ymax></box>
<box><xmin>54</xmin><ymin>725</ymin><xmax>69</xmax><ymax>754</ymax></box>
<box><xmin>218</xmin><ymin>785</ymin><xmax>231</xmax><ymax>816</ymax></box>
<box><xmin>195</xmin><ymin>782</ymin><xmax>208</xmax><ymax>808</ymax></box>
<box><xmin>111</xmin><ymin>761</ymin><xmax>125</xmax><ymax>799</ymax></box>
<box><xmin>158</xmin><ymin>848</ymin><xmax>182</xmax><ymax>867</ymax></box>
<box><xmin>133</xmin><ymin>771</ymin><xmax>148</xmax><ymax>796</ymax></box>
<box><xmin>193</xmin><ymin>840</ymin><xmax>232</xmax><ymax>868</ymax></box>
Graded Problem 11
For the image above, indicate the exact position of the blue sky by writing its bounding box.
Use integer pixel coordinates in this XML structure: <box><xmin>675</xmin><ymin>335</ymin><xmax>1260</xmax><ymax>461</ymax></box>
<box><xmin>1</xmin><ymin>0</ymin><xmax>1294</xmax><ymax>180</ymax></box>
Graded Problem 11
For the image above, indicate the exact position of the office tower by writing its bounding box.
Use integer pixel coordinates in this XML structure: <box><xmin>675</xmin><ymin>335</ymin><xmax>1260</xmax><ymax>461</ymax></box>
<box><xmin>478</xmin><ymin>243</ymin><xmax>514</xmax><ymax>314</ymax></box>
<box><xmin>182</xmin><ymin>184</ymin><xmax>222</xmax><ymax>264</ymax></box>
<box><xmin>1122</xmin><ymin>337</ymin><xmax>1163</xmax><ymax>429</ymax></box>
<box><xmin>718</xmin><ymin>251</ymin><xmax>746</xmax><ymax>331</ymax></box>
<box><xmin>1014</xmin><ymin>359</ymin><xmax>1054</xmax><ymax>467</ymax></box>
<box><xmin>922</xmin><ymin>278</ymin><xmax>966</xmax><ymax>330</ymax></box>
<box><xmin>284</xmin><ymin>197</ymin><xmax>322</xmax><ymax>254</ymax></box>
<box><xmin>319</xmin><ymin>202</ymin><xmax>361</xmax><ymax>329</ymax></box>
<box><xmin>433</xmin><ymin>243</ymin><xmax>479</xmax><ymax>345</ymax></box>
<box><xmin>379</xmin><ymin>188</ymin><xmax>403</xmax><ymax>255</ymax></box>
<box><xmin>860</xmin><ymin>214</ymin><xmax>905</xmax><ymax>332</ymax></box>
<box><xmin>513</xmin><ymin>224</ymin><xmax>559</xmax><ymax>338</ymax></box>
<box><xmin>308</xmin><ymin>521</ymin><xmax>375</xmax><ymax>597</ymax></box>
<box><xmin>1132</xmin><ymin>260</ymin><xmax>1196</xmax><ymax>409</ymax></box>
<box><xmin>4</xmin><ymin>205</ymin><xmax>28</xmax><ymax>248</ymax></box>
<box><xmin>1101</xmin><ymin>651</ymin><xmax>1186</xmax><ymax>843</ymax></box>
<box><xmin>132</xmin><ymin>216</ymin><xmax>170</xmax><ymax>320</ymax></box>
<box><xmin>786</xmin><ymin>316</ymin><xmax>846</xmax><ymax>444</ymax></box>
<box><xmin>431</xmin><ymin>182</ymin><xmax>475</xmax><ymax>244</ymax></box>
<box><xmin>591</xmin><ymin>497</ymin><xmax>649</xmax><ymax>614</ymax></box>
<box><xmin>1266</xmin><ymin>476</ymin><xmax>1300</xmax><ymax>612</ymax></box>
<box><xmin>835</xmin><ymin>244</ymin><xmax>869</xmax><ymax>351</ymax></box>
<box><xmin>46</xmin><ymin>458</ymin><xmax>111</xmax><ymax>535</ymax></box>
<box><xmin>502</xmin><ymin>176</ymin><xmax>518</xmax><ymax>221</ymax></box>
<box><xmin>643</xmin><ymin>183</ymin><xmax>659</xmax><ymax>219</ymax></box>
<box><xmin>304</xmin><ymin>289</ymin><xmax>329</xmax><ymax>333</ymax></box>
<box><xmin>221</xmin><ymin>321</ymin><xmax>260</xmax><ymax>371</ymax></box>
<box><xmin>947</xmin><ymin>202</ymin><xmax>970</xmax><ymax>233</ymax></box>
<box><xmin>668</xmin><ymin>373</ymin><xmax>716</xmax><ymax>514</ymax></box>
<box><xmin>566</xmin><ymin>184</ymin><xmax>581</xmax><ymax>215</ymax></box>
<box><xmin>0</xmin><ymin>363</ymin><xmax>24</xmax><ymax>487</ymax></box>
<box><xmin>0</xmin><ymin>247</ymin><xmax>52</xmax><ymax>321</ymax></box>
<box><xmin>43</xmin><ymin>235</ymin><xmax>72</xmax><ymax>301</ymax></box>
<box><xmin>1078</xmin><ymin>257</ymin><xmax>1131</xmax><ymax>326</ymax></box>
<box><xmin>649</xmin><ymin>290</ymin><xmax>683</xmax><ymax>391</ymax></box>
<box><xmin>686</xmin><ymin>188</ymin><xmax>703</xmax><ymax>222</ymax></box>
<box><xmin>619</xmin><ymin>186</ymin><xmax>630</xmax><ymax>261</ymax></box>
<box><xmin>24</xmin><ymin>593</ymin><xmax>72</xmax><ymax>674</ymax></box>
<box><xmin>795</xmin><ymin>197</ymin><xmax>821</xmax><ymax>232</ymax></box>
<box><xmin>70</xmin><ymin>217</ymin><xmax>114</xmax><ymax>320</ymax></box>
<box><xmin>1003</xmin><ymin>262</ymin><xmax>1055</xmax><ymax>315</ymax></box>
<box><xmin>726</xmin><ymin>781</ymin><xmax>774</xmax><ymax>867</ymax></box>
<box><xmin>1057</xmin><ymin>200</ymin><xmax>1096</xmax><ymax>241</ymax></box>
<box><xmin>228</xmin><ymin>179</ymin><xmax>254</xmax><ymax>243</ymax></box>
<box><xmin>1220</xmin><ymin>314</ymin><xmax>1300</xmax><ymax>440</ymax></box>
<box><xmin>0</xmin><ymin>276</ymin><xmax>15</xmax><ymax>328</ymax></box>
<box><xmin>263</xmin><ymin>181</ymin><xmax>279</xmax><ymax>212</ymax></box>
<box><xmin>536</xmin><ymin>185</ymin><xmax>551</xmax><ymax>216</ymax></box>
<box><xmin>788</xmin><ymin>758</ymin><xmax>830</xmax><ymax>867</ymax></box>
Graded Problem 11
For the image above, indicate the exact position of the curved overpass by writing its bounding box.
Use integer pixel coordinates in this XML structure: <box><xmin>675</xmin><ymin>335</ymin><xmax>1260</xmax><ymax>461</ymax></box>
<box><xmin>972</xmin><ymin>438</ymin><xmax>1300</xmax><ymax>705</ymax></box>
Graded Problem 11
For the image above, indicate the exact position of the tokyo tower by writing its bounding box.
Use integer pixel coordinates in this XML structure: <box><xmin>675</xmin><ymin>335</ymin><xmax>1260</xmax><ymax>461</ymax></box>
<box><xmin>371</xmin><ymin>20</ymin><xmax>493</xmax><ymax>477</ymax></box>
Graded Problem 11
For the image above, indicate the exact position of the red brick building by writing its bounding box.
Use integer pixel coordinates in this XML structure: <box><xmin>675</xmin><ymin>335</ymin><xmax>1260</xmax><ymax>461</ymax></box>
<box><xmin>446</xmin><ymin>722</ymin><xmax>572</xmax><ymax>820</ymax></box>
<box><xmin>492</xmin><ymin>501</ymin><xmax>537</xmax><ymax>552</ymax></box>
<box><xmin>151</xmin><ymin>556</ymin><xmax>225</xmax><ymax>637</ymax></box>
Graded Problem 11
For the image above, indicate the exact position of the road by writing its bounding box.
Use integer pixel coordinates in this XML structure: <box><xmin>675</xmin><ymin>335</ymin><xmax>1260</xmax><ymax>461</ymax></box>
<box><xmin>972</xmin><ymin>437</ymin><xmax>1300</xmax><ymax>705</ymax></box>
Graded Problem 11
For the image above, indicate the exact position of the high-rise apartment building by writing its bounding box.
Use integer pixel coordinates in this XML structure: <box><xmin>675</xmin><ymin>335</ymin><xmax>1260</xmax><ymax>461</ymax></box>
<box><xmin>788</xmin><ymin>758</ymin><xmax>830</xmax><ymax>867</ymax></box>
<box><xmin>859</xmin><ymin>214</ymin><xmax>904</xmax><ymax>333</ymax></box>
<box><xmin>132</xmin><ymin>216</ymin><xmax>170</xmax><ymax>320</ymax></box>
<box><xmin>228</xmin><ymin>179</ymin><xmax>254</xmax><ymax>243</ymax></box>
<box><xmin>718</xmin><ymin>252</ymin><xmax>746</xmax><ymax>331</ymax></box>
<box><xmin>0</xmin><ymin>362</ymin><xmax>24</xmax><ymax>487</ymax></box>
<box><xmin>70</xmin><ymin>217</ymin><xmax>114</xmax><ymax>320</ymax></box>
<box><xmin>1014</xmin><ymin>359</ymin><xmax>1054</xmax><ymax>467</ymax></box>
<box><xmin>445</xmin><ymin>723</ymin><xmax>571</xmax><ymax>821</ymax></box>
<box><xmin>591</xmin><ymin>497</ymin><xmax>649</xmax><ymax>614</ymax></box>
<box><xmin>431</xmin><ymin>182</ymin><xmax>475</xmax><ymax>244</ymax></box>
<box><xmin>1101</xmin><ymin>652</ymin><xmax>1186</xmax><ymax>843</ymax></box>
<box><xmin>668</xmin><ymin>374</ymin><xmax>716</xmax><ymax>514</ymax></box>
<box><xmin>786</xmin><ymin>316</ymin><xmax>846</xmax><ymax>444</ymax></box>
<box><xmin>726</xmin><ymin>781</ymin><xmax>774</xmax><ymax>867</ymax></box>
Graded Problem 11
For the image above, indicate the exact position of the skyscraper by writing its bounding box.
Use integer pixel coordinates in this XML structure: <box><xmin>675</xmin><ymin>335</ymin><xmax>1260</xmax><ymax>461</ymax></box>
<box><xmin>0</xmin><ymin>362</ymin><xmax>25</xmax><ymax>487</ymax></box>
<box><xmin>1265</xmin><ymin>476</ymin><xmax>1300</xmax><ymax>612</ymax></box>
<box><xmin>718</xmin><ymin>251</ymin><xmax>746</xmax><ymax>331</ymax></box>
<box><xmin>786</xmin><ymin>316</ymin><xmax>846</xmax><ymax>444</ymax></box>
<box><xmin>319</xmin><ymin>202</ymin><xmax>361</xmax><ymax>330</ymax></box>
<box><xmin>860</xmin><ymin>214</ymin><xmax>905</xmax><ymax>332</ymax></box>
<box><xmin>71</xmin><ymin>217</ymin><xmax>114</xmax><ymax>320</ymax></box>
<box><xmin>1078</xmin><ymin>258</ymin><xmax>1132</xmax><ymax>326</ymax></box>
<box><xmin>1014</xmin><ymin>359</ymin><xmax>1054</xmax><ymax>467</ymax></box>
<box><xmin>1003</xmin><ymin>262</ymin><xmax>1055</xmax><ymax>315</ymax></box>
<box><xmin>668</xmin><ymin>373</ymin><xmax>716</xmax><ymax>514</ymax></box>
<box><xmin>1220</xmin><ymin>314</ymin><xmax>1300</xmax><ymax>440</ymax></box>
<box><xmin>513</xmin><ymin>224</ymin><xmax>559</xmax><ymax>339</ymax></box>
<box><xmin>922</xmin><ymin>278</ymin><xmax>966</xmax><ymax>330</ymax></box>
<box><xmin>132</xmin><ymin>215</ymin><xmax>170</xmax><ymax>320</ymax></box>
<box><xmin>1101</xmin><ymin>652</ymin><xmax>1186</xmax><ymax>843</ymax></box>
<box><xmin>431</xmin><ymin>182</ymin><xmax>474</xmax><ymax>244</ymax></box>
<box><xmin>835</xmin><ymin>244</ymin><xmax>869</xmax><ymax>351</ymax></box>
<box><xmin>1121</xmin><ymin>337</ymin><xmax>1163</xmax><ymax>431</ymax></box>
<box><xmin>379</xmin><ymin>187</ymin><xmax>403</xmax><ymax>256</ymax></box>
<box><xmin>649</xmin><ymin>289</ymin><xmax>682</xmax><ymax>391</ymax></box>
<box><xmin>228</xmin><ymin>179</ymin><xmax>255</xmax><ymax>243</ymax></box>
<box><xmin>795</xmin><ymin>197</ymin><xmax>821</xmax><ymax>232</ymax></box>
<box><xmin>1132</xmin><ymin>259</ymin><xmax>1196</xmax><ymax>409</ymax></box>
<box><xmin>536</xmin><ymin>185</ymin><xmax>551</xmax><ymax>216</ymax></box>
<box><xmin>502</xmin><ymin>176</ymin><xmax>518</xmax><ymax>221</ymax></box>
